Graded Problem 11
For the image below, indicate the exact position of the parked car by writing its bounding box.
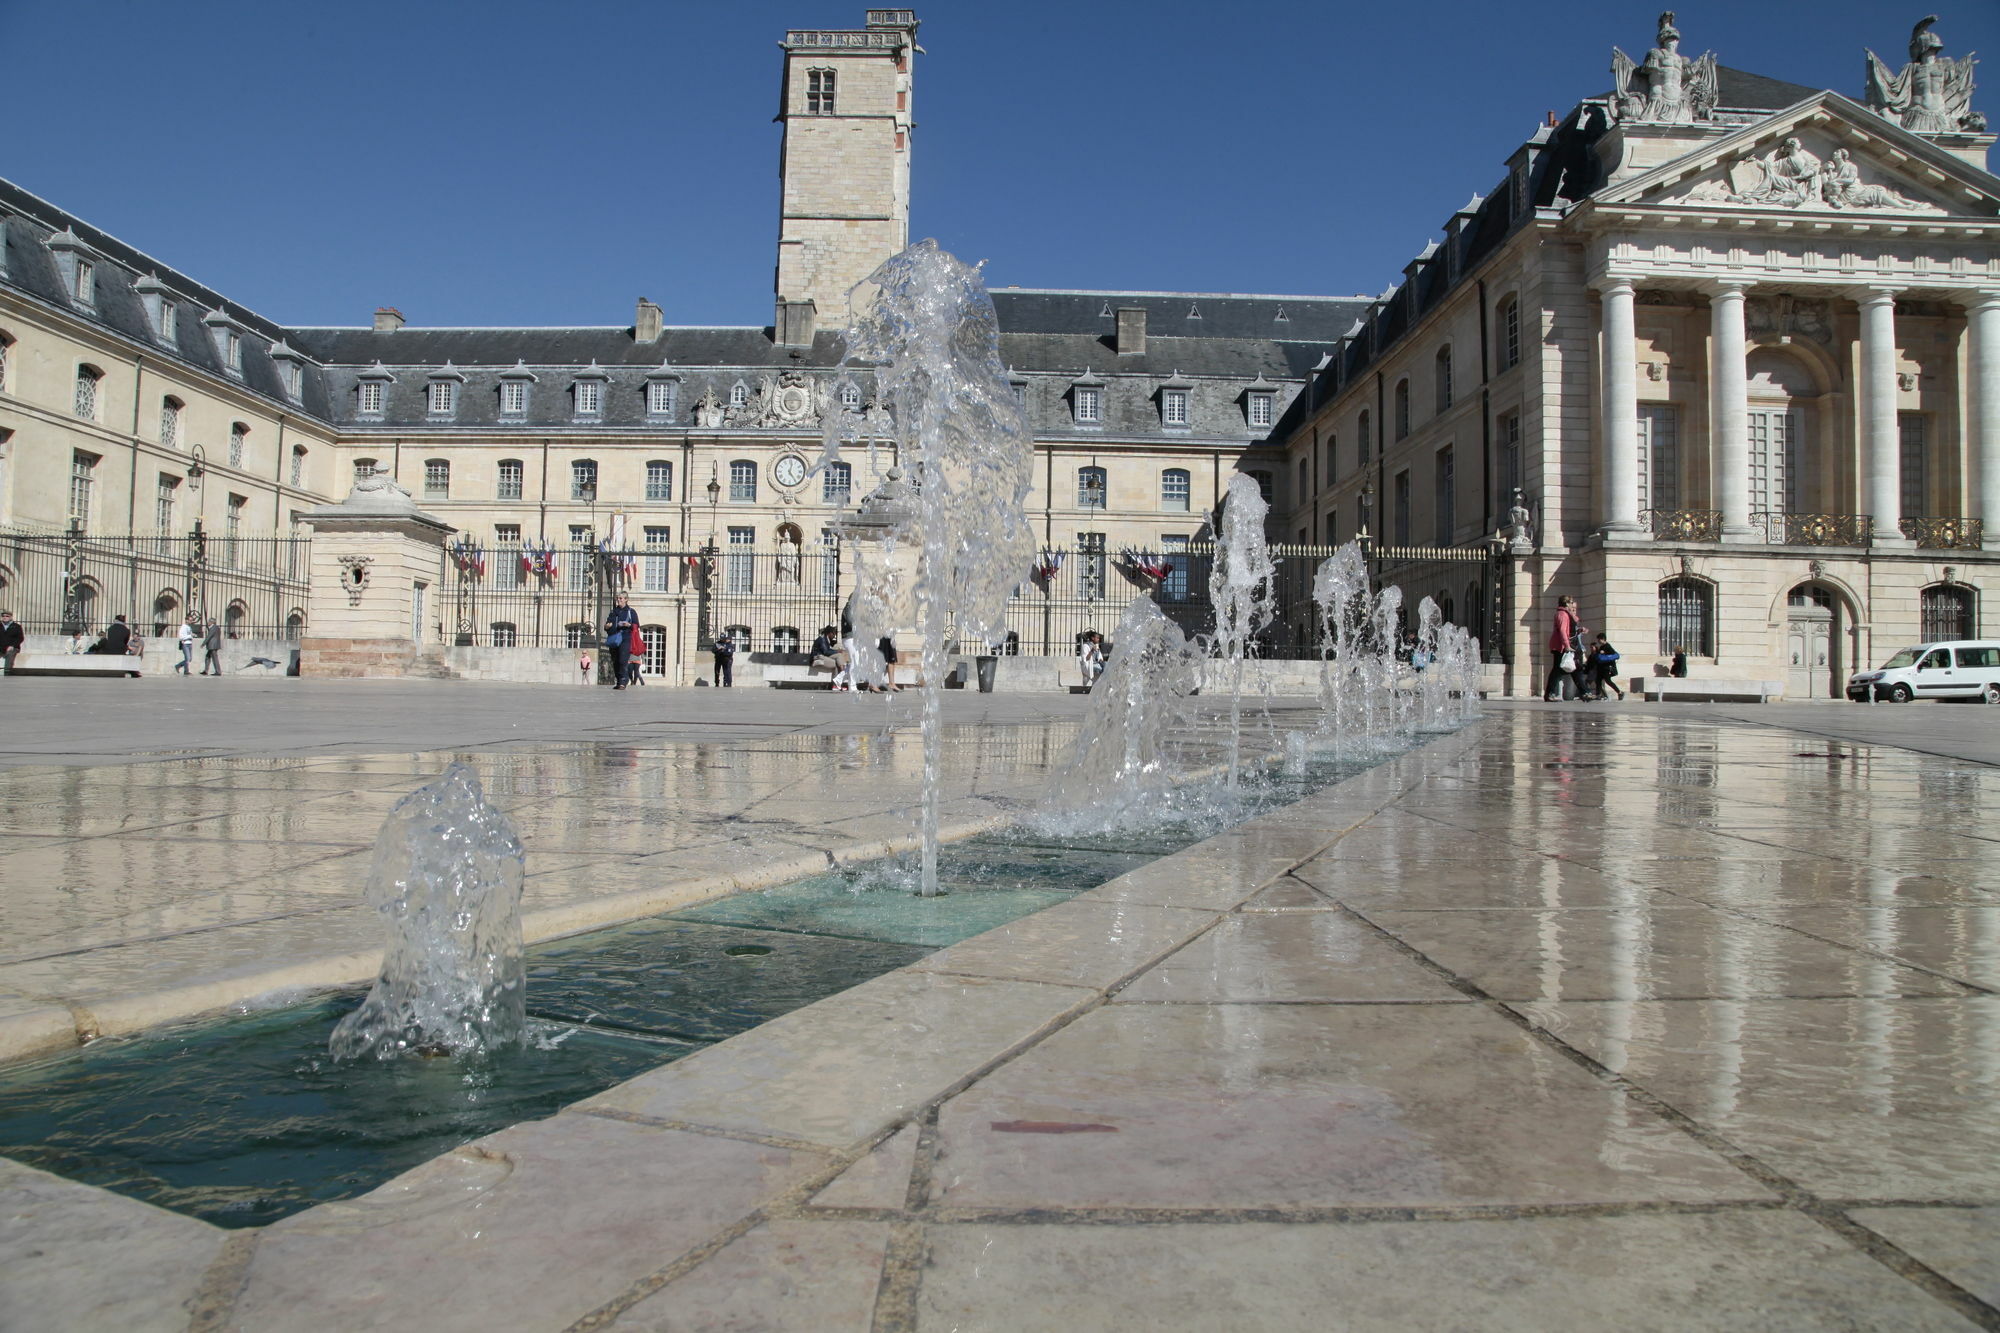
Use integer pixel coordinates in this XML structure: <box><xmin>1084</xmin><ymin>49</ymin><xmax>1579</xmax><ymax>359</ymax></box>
<box><xmin>1848</xmin><ymin>641</ymin><xmax>2000</xmax><ymax>704</ymax></box>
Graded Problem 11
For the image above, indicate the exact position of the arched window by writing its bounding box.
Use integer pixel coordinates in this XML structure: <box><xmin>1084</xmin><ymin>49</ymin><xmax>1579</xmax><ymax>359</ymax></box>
<box><xmin>772</xmin><ymin>626</ymin><xmax>801</xmax><ymax>654</ymax></box>
<box><xmin>1920</xmin><ymin>584</ymin><xmax>1974</xmax><ymax>643</ymax></box>
<box><xmin>284</xmin><ymin>609</ymin><xmax>305</xmax><ymax>640</ymax></box>
<box><xmin>0</xmin><ymin>331</ymin><xmax>13</xmax><ymax>392</ymax></box>
<box><xmin>1357</xmin><ymin>410</ymin><xmax>1372</xmax><ymax>464</ymax></box>
<box><xmin>1499</xmin><ymin>296</ymin><xmax>1521</xmax><ymax>370</ymax></box>
<box><xmin>224</xmin><ymin>600</ymin><xmax>248</xmax><ymax>638</ymax></box>
<box><xmin>822</xmin><ymin>459</ymin><xmax>852</xmax><ymax>506</ymax></box>
<box><xmin>642</xmin><ymin>624</ymin><xmax>669</xmax><ymax>677</ymax></box>
<box><xmin>1077</xmin><ymin>465</ymin><xmax>1107</xmax><ymax>508</ymax></box>
<box><xmin>1160</xmin><ymin>468</ymin><xmax>1190</xmax><ymax>512</ymax></box>
<box><xmin>728</xmin><ymin>382</ymin><xmax>750</xmax><ymax>409</ymax></box>
<box><xmin>291</xmin><ymin>445</ymin><xmax>307</xmax><ymax>488</ymax></box>
<box><xmin>645</xmin><ymin>459</ymin><xmax>673</xmax><ymax>501</ymax></box>
<box><xmin>1393</xmin><ymin>379</ymin><xmax>1411</xmax><ymax>440</ymax></box>
<box><xmin>160</xmin><ymin>396</ymin><xmax>183</xmax><ymax>447</ymax></box>
<box><xmin>490</xmin><ymin>622</ymin><xmax>518</xmax><ymax>648</ymax></box>
<box><xmin>74</xmin><ymin>365</ymin><xmax>103</xmax><ymax>419</ymax></box>
<box><xmin>1323</xmin><ymin>433</ymin><xmax>1337</xmax><ymax>478</ymax></box>
<box><xmin>1657</xmin><ymin>577</ymin><xmax>1714</xmax><ymax>656</ymax></box>
<box><xmin>729</xmin><ymin>459</ymin><xmax>757</xmax><ymax>502</ymax></box>
<box><xmin>1435</xmin><ymin>345</ymin><xmax>1454</xmax><ymax>412</ymax></box>
<box><xmin>229</xmin><ymin>422</ymin><xmax>249</xmax><ymax>469</ymax></box>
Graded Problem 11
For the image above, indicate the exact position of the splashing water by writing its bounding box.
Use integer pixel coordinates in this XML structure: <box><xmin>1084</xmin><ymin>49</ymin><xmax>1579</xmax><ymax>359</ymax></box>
<box><xmin>822</xmin><ymin>240</ymin><xmax>1036</xmax><ymax>896</ymax></box>
<box><xmin>1311</xmin><ymin>542</ymin><xmax>1370</xmax><ymax>743</ymax></box>
<box><xmin>330</xmin><ymin>765</ymin><xmax>527</xmax><ymax>1060</ymax></box>
<box><xmin>1047</xmin><ymin>596</ymin><xmax>1204</xmax><ymax>822</ymax></box>
<box><xmin>1209</xmin><ymin>472</ymin><xmax>1275</xmax><ymax>792</ymax></box>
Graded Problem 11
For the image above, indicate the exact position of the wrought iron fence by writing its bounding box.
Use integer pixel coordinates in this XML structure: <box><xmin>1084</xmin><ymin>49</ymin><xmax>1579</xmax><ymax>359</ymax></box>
<box><xmin>1900</xmin><ymin>516</ymin><xmax>1984</xmax><ymax>550</ymax></box>
<box><xmin>0</xmin><ymin>524</ymin><xmax>310</xmax><ymax>640</ymax></box>
<box><xmin>706</xmin><ymin>547</ymin><xmax>844</xmax><ymax>653</ymax></box>
<box><xmin>1751</xmin><ymin>512</ymin><xmax>1873</xmax><ymax>547</ymax></box>
<box><xmin>1642</xmin><ymin>509</ymin><xmax>1724</xmax><ymax>542</ymax></box>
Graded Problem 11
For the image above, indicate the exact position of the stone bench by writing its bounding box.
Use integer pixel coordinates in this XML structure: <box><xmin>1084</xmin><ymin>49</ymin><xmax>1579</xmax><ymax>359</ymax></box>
<box><xmin>4</xmin><ymin>653</ymin><xmax>143</xmax><ymax>679</ymax></box>
<box><xmin>1636</xmin><ymin>677</ymin><xmax>1784</xmax><ymax>703</ymax></box>
<box><xmin>761</xmin><ymin>664</ymin><xmax>836</xmax><ymax>689</ymax></box>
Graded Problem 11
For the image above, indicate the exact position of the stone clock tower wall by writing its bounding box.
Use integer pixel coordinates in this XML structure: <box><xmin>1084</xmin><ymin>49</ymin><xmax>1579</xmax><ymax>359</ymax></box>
<box><xmin>775</xmin><ymin>10</ymin><xmax>917</xmax><ymax>328</ymax></box>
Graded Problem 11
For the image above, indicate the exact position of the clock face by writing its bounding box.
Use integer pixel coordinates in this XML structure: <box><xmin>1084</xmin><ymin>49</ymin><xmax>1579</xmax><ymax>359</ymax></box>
<box><xmin>773</xmin><ymin>455</ymin><xmax>807</xmax><ymax>489</ymax></box>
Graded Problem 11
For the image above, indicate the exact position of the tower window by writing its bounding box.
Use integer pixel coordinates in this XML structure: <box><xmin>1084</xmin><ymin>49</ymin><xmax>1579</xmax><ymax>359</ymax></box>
<box><xmin>807</xmin><ymin>68</ymin><xmax>836</xmax><ymax>115</ymax></box>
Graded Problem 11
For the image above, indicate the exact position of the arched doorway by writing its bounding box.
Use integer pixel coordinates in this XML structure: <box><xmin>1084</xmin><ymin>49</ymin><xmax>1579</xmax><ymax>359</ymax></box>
<box><xmin>1786</xmin><ymin>583</ymin><xmax>1843</xmax><ymax>699</ymax></box>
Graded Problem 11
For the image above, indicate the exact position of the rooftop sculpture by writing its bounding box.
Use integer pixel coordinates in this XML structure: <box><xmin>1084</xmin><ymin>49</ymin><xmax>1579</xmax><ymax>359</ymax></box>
<box><xmin>1866</xmin><ymin>15</ymin><xmax>1982</xmax><ymax>133</ymax></box>
<box><xmin>1612</xmin><ymin>12</ymin><xmax>1719</xmax><ymax>124</ymax></box>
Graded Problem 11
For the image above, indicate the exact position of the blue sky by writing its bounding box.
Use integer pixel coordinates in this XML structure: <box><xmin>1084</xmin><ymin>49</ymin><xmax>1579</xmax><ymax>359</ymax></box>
<box><xmin>5</xmin><ymin>1</ymin><xmax>1991</xmax><ymax>328</ymax></box>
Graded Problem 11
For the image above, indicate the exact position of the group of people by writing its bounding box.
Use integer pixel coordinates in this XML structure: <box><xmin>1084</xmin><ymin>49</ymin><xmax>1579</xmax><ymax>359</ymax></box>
<box><xmin>1543</xmin><ymin>595</ymin><xmax>1626</xmax><ymax>702</ymax></box>
<box><xmin>173</xmin><ymin>618</ymin><xmax>226</xmax><ymax>676</ymax></box>
<box><xmin>809</xmin><ymin>625</ymin><xmax>903</xmax><ymax>692</ymax></box>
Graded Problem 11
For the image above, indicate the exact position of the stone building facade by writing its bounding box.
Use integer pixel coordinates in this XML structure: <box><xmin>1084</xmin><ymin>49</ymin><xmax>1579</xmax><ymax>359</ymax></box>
<box><xmin>2</xmin><ymin>9</ymin><xmax>1993</xmax><ymax>692</ymax></box>
<box><xmin>1283</xmin><ymin>18</ymin><xmax>1999</xmax><ymax>696</ymax></box>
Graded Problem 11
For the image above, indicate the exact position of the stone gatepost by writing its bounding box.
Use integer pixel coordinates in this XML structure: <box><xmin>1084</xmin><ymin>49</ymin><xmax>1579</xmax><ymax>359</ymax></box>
<box><xmin>299</xmin><ymin>473</ymin><xmax>457</xmax><ymax>678</ymax></box>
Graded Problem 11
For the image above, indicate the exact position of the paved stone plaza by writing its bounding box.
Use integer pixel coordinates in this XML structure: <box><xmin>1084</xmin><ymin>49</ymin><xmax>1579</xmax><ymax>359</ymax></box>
<box><xmin>2</xmin><ymin>688</ymin><xmax>2000</xmax><ymax>1329</ymax></box>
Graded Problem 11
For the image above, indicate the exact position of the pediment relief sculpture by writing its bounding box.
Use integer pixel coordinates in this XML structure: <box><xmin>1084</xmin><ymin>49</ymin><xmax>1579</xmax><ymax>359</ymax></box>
<box><xmin>1744</xmin><ymin>294</ymin><xmax>1833</xmax><ymax>346</ymax></box>
<box><xmin>1866</xmin><ymin>15</ymin><xmax>1983</xmax><ymax>134</ymax></box>
<box><xmin>1611</xmin><ymin>11</ymin><xmax>1718</xmax><ymax>124</ymax></box>
<box><xmin>1677</xmin><ymin>137</ymin><xmax>1942</xmax><ymax>214</ymax></box>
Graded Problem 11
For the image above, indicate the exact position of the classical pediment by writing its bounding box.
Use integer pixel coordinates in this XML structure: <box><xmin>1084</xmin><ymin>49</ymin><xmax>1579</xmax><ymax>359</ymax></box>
<box><xmin>1596</xmin><ymin>93</ymin><xmax>2000</xmax><ymax>220</ymax></box>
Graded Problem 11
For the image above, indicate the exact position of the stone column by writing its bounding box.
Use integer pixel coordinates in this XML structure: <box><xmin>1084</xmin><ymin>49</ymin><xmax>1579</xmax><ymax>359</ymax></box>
<box><xmin>1857</xmin><ymin>286</ymin><xmax>1910</xmax><ymax>547</ymax></box>
<box><xmin>1708</xmin><ymin>281</ymin><xmax>1754</xmax><ymax>541</ymax></box>
<box><xmin>1964</xmin><ymin>291</ymin><xmax>2000</xmax><ymax>550</ymax></box>
<box><xmin>1598</xmin><ymin>279</ymin><xmax>1642</xmax><ymax>534</ymax></box>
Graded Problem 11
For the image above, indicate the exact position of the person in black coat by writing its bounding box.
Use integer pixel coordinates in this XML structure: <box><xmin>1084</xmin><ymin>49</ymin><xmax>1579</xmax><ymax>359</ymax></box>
<box><xmin>0</xmin><ymin>610</ymin><xmax>23</xmax><ymax>673</ymax></box>
<box><xmin>93</xmin><ymin>615</ymin><xmax>132</xmax><ymax>655</ymax></box>
<box><xmin>603</xmin><ymin>595</ymin><xmax>638</xmax><ymax>691</ymax></box>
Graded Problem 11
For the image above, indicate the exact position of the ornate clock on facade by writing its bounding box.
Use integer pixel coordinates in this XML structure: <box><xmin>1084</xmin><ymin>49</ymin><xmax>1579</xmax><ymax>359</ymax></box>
<box><xmin>773</xmin><ymin>454</ymin><xmax>808</xmax><ymax>490</ymax></box>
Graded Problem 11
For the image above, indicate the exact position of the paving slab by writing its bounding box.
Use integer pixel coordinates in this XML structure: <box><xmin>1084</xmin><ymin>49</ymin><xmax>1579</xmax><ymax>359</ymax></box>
<box><xmin>1112</xmin><ymin>912</ymin><xmax>1466</xmax><ymax>1003</ymax></box>
<box><xmin>1849</xmin><ymin>1206</ymin><xmax>2000</xmax><ymax>1309</ymax></box>
<box><xmin>605</xmin><ymin>1219</ymin><xmax>890</xmax><ymax>1331</ymax></box>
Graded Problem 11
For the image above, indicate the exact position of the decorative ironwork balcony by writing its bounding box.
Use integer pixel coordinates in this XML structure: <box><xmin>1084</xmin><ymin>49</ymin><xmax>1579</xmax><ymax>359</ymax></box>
<box><xmin>1900</xmin><ymin>516</ymin><xmax>1985</xmax><ymax>550</ymax></box>
<box><xmin>1642</xmin><ymin>509</ymin><xmax>1724</xmax><ymax>542</ymax></box>
<box><xmin>1751</xmin><ymin>513</ymin><xmax>1873</xmax><ymax>547</ymax></box>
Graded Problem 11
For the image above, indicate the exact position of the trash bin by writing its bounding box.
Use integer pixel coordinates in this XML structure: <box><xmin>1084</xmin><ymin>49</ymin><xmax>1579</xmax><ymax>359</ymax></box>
<box><xmin>975</xmin><ymin>655</ymin><xmax>998</xmax><ymax>693</ymax></box>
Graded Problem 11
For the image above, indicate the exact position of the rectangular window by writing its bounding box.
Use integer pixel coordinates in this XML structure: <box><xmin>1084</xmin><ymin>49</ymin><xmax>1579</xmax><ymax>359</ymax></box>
<box><xmin>1161</xmin><ymin>388</ymin><xmax>1188</xmax><ymax>426</ymax></box>
<box><xmin>571</xmin><ymin>459</ymin><xmax>597</xmax><ymax>500</ymax></box>
<box><xmin>645</xmin><ymin>461</ymin><xmax>673</xmax><ymax>501</ymax></box>
<box><xmin>283</xmin><ymin>362</ymin><xmax>302</xmax><ymax>399</ymax></box>
<box><xmin>75</xmin><ymin>260</ymin><xmax>95</xmax><ymax>306</ymax></box>
<box><xmin>155</xmin><ymin>473</ymin><xmax>177</xmax><ymax>534</ymax></box>
<box><xmin>1434</xmin><ymin>446</ymin><xmax>1454</xmax><ymax>545</ymax></box>
<box><xmin>647</xmin><ymin>381</ymin><xmax>676</xmax><ymax>416</ymax></box>
<box><xmin>1077</xmin><ymin>467</ymin><xmax>1107</xmax><ymax>509</ymax></box>
<box><xmin>819</xmin><ymin>530</ymin><xmax>840</xmax><ymax>595</ymax></box>
<box><xmin>726</xmin><ymin>525</ymin><xmax>755</xmax><ymax>594</ymax></box>
<box><xmin>225</xmin><ymin>494</ymin><xmax>245</xmax><ymax>567</ymax></box>
<box><xmin>1393</xmin><ymin>469</ymin><xmax>1411</xmax><ymax>545</ymax></box>
<box><xmin>1248</xmin><ymin>392</ymin><xmax>1274</xmax><ymax>428</ymax></box>
<box><xmin>807</xmin><ymin>68</ymin><xmax>836</xmax><ymax>115</ymax></box>
<box><xmin>494</xmin><ymin>524</ymin><xmax>521</xmax><ymax>588</ymax></box>
<box><xmin>1747</xmin><ymin>409</ymin><xmax>1798</xmax><ymax>516</ymax></box>
<box><xmin>1501</xmin><ymin>411</ymin><xmax>1522</xmax><ymax>501</ymax></box>
<box><xmin>568</xmin><ymin>525</ymin><xmax>592</xmax><ymax>591</ymax></box>
<box><xmin>1161</xmin><ymin>469</ymin><xmax>1190</xmax><ymax>512</ymax></box>
<box><xmin>68</xmin><ymin>451</ymin><xmax>96</xmax><ymax>529</ymax></box>
<box><xmin>425</xmin><ymin>461</ymin><xmax>450</xmax><ymax>500</ymax></box>
<box><xmin>1501</xmin><ymin>299</ymin><xmax>1521</xmax><ymax>370</ymax></box>
<box><xmin>1436</xmin><ymin>349</ymin><xmax>1454</xmax><ymax>413</ymax></box>
<box><xmin>358</xmin><ymin>381</ymin><xmax>384</xmax><ymax>416</ymax></box>
<box><xmin>1073</xmin><ymin>386</ymin><xmax>1101</xmax><ymax>424</ymax></box>
<box><xmin>823</xmin><ymin>461</ymin><xmax>852</xmax><ymax>506</ymax></box>
<box><xmin>644</xmin><ymin>525</ymin><xmax>672</xmax><ymax>592</ymax></box>
<box><xmin>498</xmin><ymin>460</ymin><xmax>524</xmax><ymax>500</ymax></box>
<box><xmin>158</xmin><ymin>302</ymin><xmax>177</xmax><ymax>341</ymax></box>
<box><xmin>575</xmin><ymin>381</ymin><xmax>602</xmax><ymax>416</ymax></box>
<box><xmin>1077</xmin><ymin>532</ymin><xmax>1106</xmax><ymax>601</ymax></box>
<box><xmin>225</xmin><ymin>332</ymin><xmax>242</xmax><ymax>372</ymax></box>
<box><xmin>1161</xmin><ymin>534</ymin><xmax>1190</xmax><ymax>601</ymax></box>
<box><xmin>500</xmin><ymin>381</ymin><xmax>527</xmax><ymax>415</ymax></box>
<box><xmin>1637</xmin><ymin>404</ymin><xmax>1679</xmax><ymax>513</ymax></box>
<box><xmin>730</xmin><ymin>460</ymin><xmax>757</xmax><ymax>502</ymax></box>
<box><xmin>1899</xmin><ymin>412</ymin><xmax>1927</xmax><ymax>520</ymax></box>
<box><xmin>427</xmin><ymin>380</ymin><xmax>456</xmax><ymax>416</ymax></box>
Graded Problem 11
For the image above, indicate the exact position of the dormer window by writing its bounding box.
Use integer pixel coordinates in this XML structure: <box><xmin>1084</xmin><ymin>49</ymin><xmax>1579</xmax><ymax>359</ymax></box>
<box><xmin>136</xmin><ymin>275</ymin><xmax>176</xmax><ymax>342</ymax></box>
<box><xmin>268</xmin><ymin>341</ymin><xmax>306</xmax><ymax>402</ymax></box>
<box><xmin>1247</xmin><ymin>390</ymin><xmax>1276</xmax><ymax>429</ymax></box>
<box><xmin>205</xmin><ymin>311</ymin><xmax>248</xmax><ymax>377</ymax></box>
<box><xmin>225</xmin><ymin>331</ymin><xmax>242</xmax><ymax>372</ymax></box>
<box><xmin>74</xmin><ymin>260</ymin><xmax>95</xmax><ymax>308</ymax></box>
<box><xmin>158</xmin><ymin>302</ymin><xmax>177</xmax><ymax>342</ymax></box>
<box><xmin>1071</xmin><ymin>380</ymin><xmax>1103</xmax><ymax>426</ymax></box>
<box><xmin>572</xmin><ymin>367</ymin><xmax>609</xmax><ymax>419</ymax></box>
<box><xmin>356</xmin><ymin>365</ymin><xmax>394</xmax><ymax>418</ymax></box>
<box><xmin>729</xmin><ymin>382</ymin><xmax>750</xmax><ymax>409</ymax></box>
<box><xmin>427</xmin><ymin>380</ymin><xmax>457</xmax><ymax>416</ymax></box>
<box><xmin>500</xmin><ymin>381</ymin><xmax>528</xmax><ymax>415</ymax></box>
<box><xmin>646</xmin><ymin>378</ymin><xmax>678</xmax><ymax>418</ymax></box>
<box><xmin>282</xmin><ymin>361</ymin><xmax>301</xmax><ymax>398</ymax></box>
<box><xmin>839</xmin><ymin>381</ymin><xmax>862</xmax><ymax>412</ymax></box>
<box><xmin>1161</xmin><ymin>387</ymin><xmax>1189</xmax><ymax>428</ymax></box>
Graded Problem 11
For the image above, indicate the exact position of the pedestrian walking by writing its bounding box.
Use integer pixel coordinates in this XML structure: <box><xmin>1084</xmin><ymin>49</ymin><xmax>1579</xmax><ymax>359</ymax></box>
<box><xmin>877</xmin><ymin>635</ymin><xmax>899</xmax><ymax>691</ymax></box>
<box><xmin>175</xmin><ymin>617</ymin><xmax>195</xmax><ymax>675</ymax></box>
<box><xmin>578</xmin><ymin>652</ymin><xmax>593</xmax><ymax>685</ymax></box>
<box><xmin>1588</xmin><ymin>633</ymin><xmax>1625</xmax><ymax>700</ymax></box>
<box><xmin>201</xmin><ymin>619</ymin><xmax>223</xmax><ymax>675</ymax></box>
<box><xmin>0</xmin><ymin>610</ymin><xmax>22</xmax><ymax>674</ymax></box>
<box><xmin>603</xmin><ymin>595</ymin><xmax>638</xmax><ymax>691</ymax></box>
<box><xmin>1543</xmin><ymin>595</ymin><xmax>1586</xmax><ymax>702</ymax></box>
<box><xmin>626</xmin><ymin>625</ymin><xmax>646</xmax><ymax>686</ymax></box>
<box><xmin>712</xmin><ymin>632</ymin><xmax>736</xmax><ymax>688</ymax></box>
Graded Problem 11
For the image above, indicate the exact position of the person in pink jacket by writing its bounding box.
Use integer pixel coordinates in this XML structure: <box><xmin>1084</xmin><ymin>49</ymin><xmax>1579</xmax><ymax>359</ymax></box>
<box><xmin>1543</xmin><ymin>595</ymin><xmax>1586</xmax><ymax>701</ymax></box>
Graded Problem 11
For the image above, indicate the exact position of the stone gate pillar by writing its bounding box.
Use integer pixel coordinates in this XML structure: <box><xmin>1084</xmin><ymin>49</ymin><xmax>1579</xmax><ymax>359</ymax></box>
<box><xmin>298</xmin><ymin>473</ymin><xmax>456</xmax><ymax>678</ymax></box>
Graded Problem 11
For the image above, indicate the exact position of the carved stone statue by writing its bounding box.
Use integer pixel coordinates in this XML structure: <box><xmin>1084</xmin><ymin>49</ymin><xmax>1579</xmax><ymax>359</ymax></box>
<box><xmin>1612</xmin><ymin>12</ymin><xmax>1718</xmax><ymax>124</ymax></box>
<box><xmin>1822</xmin><ymin>148</ymin><xmax>1928</xmax><ymax>210</ymax></box>
<box><xmin>1867</xmin><ymin>16</ymin><xmax>1981</xmax><ymax>134</ymax></box>
<box><xmin>693</xmin><ymin>387</ymin><xmax>726</xmax><ymax>428</ymax></box>
<box><xmin>1735</xmin><ymin>136</ymin><xmax>1824</xmax><ymax>207</ymax></box>
<box><xmin>1506</xmin><ymin>491</ymin><xmax>1535</xmax><ymax>553</ymax></box>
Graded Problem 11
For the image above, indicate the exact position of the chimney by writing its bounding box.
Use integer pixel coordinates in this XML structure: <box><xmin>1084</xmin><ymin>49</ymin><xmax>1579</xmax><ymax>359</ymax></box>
<box><xmin>1115</xmin><ymin>306</ymin><xmax>1147</xmax><ymax>356</ymax></box>
<box><xmin>373</xmin><ymin>307</ymin><xmax>404</xmax><ymax>332</ymax></box>
<box><xmin>634</xmin><ymin>297</ymin><xmax>663</xmax><ymax>342</ymax></box>
<box><xmin>774</xmin><ymin>297</ymin><xmax>817</xmax><ymax>348</ymax></box>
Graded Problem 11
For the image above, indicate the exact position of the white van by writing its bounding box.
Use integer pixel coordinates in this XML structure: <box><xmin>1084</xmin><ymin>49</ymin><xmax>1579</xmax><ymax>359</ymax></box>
<box><xmin>1848</xmin><ymin>640</ymin><xmax>2000</xmax><ymax>704</ymax></box>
